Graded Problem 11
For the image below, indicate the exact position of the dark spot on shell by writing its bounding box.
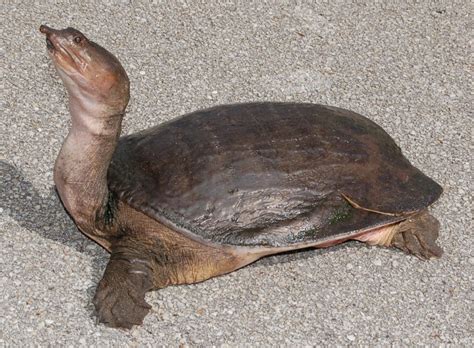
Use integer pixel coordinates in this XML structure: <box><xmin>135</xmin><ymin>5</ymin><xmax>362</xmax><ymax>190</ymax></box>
<box><xmin>329</xmin><ymin>203</ymin><xmax>352</xmax><ymax>225</ymax></box>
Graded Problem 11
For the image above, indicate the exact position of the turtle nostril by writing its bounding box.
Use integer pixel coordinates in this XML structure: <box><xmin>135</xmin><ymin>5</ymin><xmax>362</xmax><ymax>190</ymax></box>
<box><xmin>40</xmin><ymin>25</ymin><xmax>50</xmax><ymax>34</ymax></box>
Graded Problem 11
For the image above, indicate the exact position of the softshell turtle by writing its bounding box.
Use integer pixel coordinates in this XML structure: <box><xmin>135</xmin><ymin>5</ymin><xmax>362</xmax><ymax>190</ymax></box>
<box><xmin>40</xmin><ymin>25</ymin><xmax>443</xmax><ymax>328</ymax></box>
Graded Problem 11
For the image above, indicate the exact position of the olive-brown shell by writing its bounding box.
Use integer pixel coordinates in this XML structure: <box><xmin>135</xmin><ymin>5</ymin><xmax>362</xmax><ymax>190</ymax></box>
<box><xmin>108</xmin><ymin>103</ymin><xmax>442</xmax><ymax>247</ymax></box>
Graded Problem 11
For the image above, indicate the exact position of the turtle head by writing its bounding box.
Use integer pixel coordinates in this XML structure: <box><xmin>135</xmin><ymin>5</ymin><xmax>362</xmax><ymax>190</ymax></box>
<box><xmin>40</xmin><ymin>25</ymin><xmax>129</xmax><ymax>114</ymax></box>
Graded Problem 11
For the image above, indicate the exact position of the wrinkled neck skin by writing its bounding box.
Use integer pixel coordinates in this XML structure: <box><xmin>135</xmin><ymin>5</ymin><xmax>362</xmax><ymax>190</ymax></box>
<box><xmin>54</xmin><ymin>81</ymin><xmax>124</xmax><ymax>240</ymax></box>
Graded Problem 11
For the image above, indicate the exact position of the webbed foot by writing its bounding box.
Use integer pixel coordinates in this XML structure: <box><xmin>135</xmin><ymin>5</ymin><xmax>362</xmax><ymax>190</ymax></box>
<box><xmin>391</xmin><ymin>211</ymin><xmax>443</xmax><ymax>259</ymax></box>
<box><xmin>93</xmin><ymin>256</ymin><xmax>154</xmax><ymax>329</ymax></box>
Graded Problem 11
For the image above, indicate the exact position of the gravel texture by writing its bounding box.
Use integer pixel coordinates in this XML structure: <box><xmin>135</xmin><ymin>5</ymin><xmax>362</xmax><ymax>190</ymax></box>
<box><xmin>1</xmin><ymin>1</ymin><xmax>472</xmax><ymax>346</ymax></box>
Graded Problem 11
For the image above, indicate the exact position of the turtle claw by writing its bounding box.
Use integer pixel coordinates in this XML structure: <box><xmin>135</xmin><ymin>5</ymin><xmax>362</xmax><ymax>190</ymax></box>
<box><xmin>93</xmin><ymin>257</ymin><xmax>153</xmax><ymax>329</ymax></box>
<box><xmin>391</xmin><ymin>211</ymin><xmax>443</xmax><ymax>260</ymax></box>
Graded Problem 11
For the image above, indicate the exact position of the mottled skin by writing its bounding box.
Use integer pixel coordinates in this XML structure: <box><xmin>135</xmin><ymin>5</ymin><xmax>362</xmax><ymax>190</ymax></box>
<box><xmin>40</xmin><ymin>25</ymin><xmax>443</xmax><ymax>329</ymax></box>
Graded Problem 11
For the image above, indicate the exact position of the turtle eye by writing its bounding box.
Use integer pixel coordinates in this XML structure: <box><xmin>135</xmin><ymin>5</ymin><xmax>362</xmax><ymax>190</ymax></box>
<box><xmin>74</xmin><ymin>36</ymin><xmax>82</xmax><ymax>44</ymax></box>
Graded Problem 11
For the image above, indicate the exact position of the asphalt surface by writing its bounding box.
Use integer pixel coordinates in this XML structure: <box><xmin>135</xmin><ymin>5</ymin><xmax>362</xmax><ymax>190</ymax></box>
<box><xmin>1</xmin><ymin>1</ymin><xmax>472</xmax><ymax>346</ymax></box>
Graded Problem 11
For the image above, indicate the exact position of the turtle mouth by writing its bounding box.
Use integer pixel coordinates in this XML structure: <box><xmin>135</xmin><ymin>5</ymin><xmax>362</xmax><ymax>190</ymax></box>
<box><xmin>46</xmin><ymin>37</ymin><xmax>55</xmax><ymax>50</ymax></box>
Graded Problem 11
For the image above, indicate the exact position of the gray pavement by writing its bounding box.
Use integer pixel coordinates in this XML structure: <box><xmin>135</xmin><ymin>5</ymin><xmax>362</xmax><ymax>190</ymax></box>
<box><xmin>1</xmin><ymin>1</ymin><xmax>472</xmax><ymax>346</ymax></box>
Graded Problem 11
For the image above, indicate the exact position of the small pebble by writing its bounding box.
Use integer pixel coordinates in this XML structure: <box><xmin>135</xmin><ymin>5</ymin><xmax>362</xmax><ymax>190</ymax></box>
<box><xmin>373</xmin><ymin>259</ymin><xmax>383</xmax><ymax>266</ymax></box>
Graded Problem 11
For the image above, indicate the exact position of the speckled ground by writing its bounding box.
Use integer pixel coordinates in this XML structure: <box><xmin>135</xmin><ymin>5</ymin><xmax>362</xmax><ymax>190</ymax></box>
<box><xmin>1</xmin><ymin>1</ymin><xmax>472</xmax><ymax>346</ymax></box>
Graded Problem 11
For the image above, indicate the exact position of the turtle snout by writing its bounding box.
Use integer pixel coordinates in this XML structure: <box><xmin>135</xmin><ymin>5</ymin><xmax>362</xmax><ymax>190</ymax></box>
<box><xmin>39</xmin><ymin>25</ymin><xmax>58</xmax><ymax>51</ymax></box>
<box><xmin>39</xmin><ymin>24</ymin><xmax>55</xmax><ymax>35</ymax></box>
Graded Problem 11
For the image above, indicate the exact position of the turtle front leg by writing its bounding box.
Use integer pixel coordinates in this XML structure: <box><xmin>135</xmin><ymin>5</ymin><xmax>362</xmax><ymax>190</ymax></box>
<box><xmin>355</xmin><ymin>210</ymin><xmax>443</xmax><ymax>259</ymax></box>
<box><xmin>93</xmin><ymin>233</ymin><xmax>245</xmax><ymax>328</ymax></box>
<box><xmin>93</xmin><ymin>242</ymin><xmax>156</xmax><ymax>329</ymax></box>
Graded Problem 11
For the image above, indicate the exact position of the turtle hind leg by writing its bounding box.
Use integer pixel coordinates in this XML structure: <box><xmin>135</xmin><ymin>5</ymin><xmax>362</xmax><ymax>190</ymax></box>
<box><xmin>390</xmin><ymin>210</ymin><xmax>443</xmax><ymax>259</ymax></box>
<box><xmin>93</xmin><ymin>243</ymin><xmax>154</xmax><ymax>329</ymax></box>
<box><xmin>355</xmin><ymin>210</ymin><xmax>443</xmax><ymax>259</ymax></box>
